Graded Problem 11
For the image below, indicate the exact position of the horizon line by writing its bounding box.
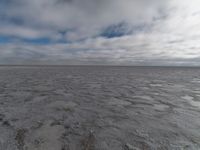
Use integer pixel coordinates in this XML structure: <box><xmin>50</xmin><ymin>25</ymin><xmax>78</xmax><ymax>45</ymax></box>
<box><xmin>0</xmin><ymin>64</ymin><xmax>200</xmax><ymax>68</ymax></box>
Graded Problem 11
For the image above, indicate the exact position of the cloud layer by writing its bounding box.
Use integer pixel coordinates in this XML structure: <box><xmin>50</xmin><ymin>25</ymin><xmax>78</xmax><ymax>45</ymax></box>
<box><xmin>0</xmin><ymin>0</ymin><xmax>200</xmax><ymax>65</ymax></box>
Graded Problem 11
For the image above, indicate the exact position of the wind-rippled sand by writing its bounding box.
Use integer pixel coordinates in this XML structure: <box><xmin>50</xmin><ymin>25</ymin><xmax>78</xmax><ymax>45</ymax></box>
<box><xmin>0</xmin><ymin>66</ymin><xmax>200</xmax><ymax>150</ymax></box>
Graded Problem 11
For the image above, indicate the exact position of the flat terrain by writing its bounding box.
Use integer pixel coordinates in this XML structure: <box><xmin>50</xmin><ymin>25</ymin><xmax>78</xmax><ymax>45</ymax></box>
<box><xmin>0</xmin><ymin>66</ymin><xmax>200</xmax><ymax>150</ymax></box>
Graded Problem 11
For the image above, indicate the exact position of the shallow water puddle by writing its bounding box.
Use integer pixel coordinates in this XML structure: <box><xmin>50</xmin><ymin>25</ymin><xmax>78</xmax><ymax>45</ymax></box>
<box><xmin>182</xmin><ymin>95</ymin><xmax>200</xmax><ymax>109</ymax></box>
<box><xmin>193</xmin><ymin>90</ymin><xmax>200</xmax><ymax>94</ymax></box>
<box><xmin>149</xmin><ymin>84</ymin><xmax>163</xmax><ymax>87</ymax></box>
<box><xmin>153</xmin><ymin>104</ymin><xmax>169</xmax><ymax>111</ymax></box>
<box><xmin>191</xmin><ymin>78</ymin><xmax>200</xmax><ymax>83</ymax></box>
<box><xmin>188</xmin><ymin>100</ymin><xmax>200</xmax><ymax>109</ymax></box>
<box><xmin>182</xmin><ymin>95</ymin><xmax>194</xmax><ymax>101</ymax></box>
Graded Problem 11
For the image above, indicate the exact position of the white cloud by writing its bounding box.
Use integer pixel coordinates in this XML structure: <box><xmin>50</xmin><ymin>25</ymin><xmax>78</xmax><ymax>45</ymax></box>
<box><xmin>0</xmin><ymin>0</ymin><xmax>200</xmax><ymax>65</ymax></box>
<box><xmin>0</xmin><ymin>0</ymin><xmax>167</xmax><ymax>39</ymax></box>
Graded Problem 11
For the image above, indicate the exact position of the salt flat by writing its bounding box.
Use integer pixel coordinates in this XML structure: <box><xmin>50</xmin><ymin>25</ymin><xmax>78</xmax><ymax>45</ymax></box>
<box><xmin>0</xmin><ymin>66</ymin><xmax>200</xmax><ymax>150</ymax></box>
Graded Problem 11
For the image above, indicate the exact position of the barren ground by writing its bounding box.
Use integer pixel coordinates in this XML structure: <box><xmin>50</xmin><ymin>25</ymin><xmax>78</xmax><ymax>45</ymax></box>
<box><xmin>0</xmin><ymin>66</ymin><xmax>200</xmax><ymax>150</ymax></box>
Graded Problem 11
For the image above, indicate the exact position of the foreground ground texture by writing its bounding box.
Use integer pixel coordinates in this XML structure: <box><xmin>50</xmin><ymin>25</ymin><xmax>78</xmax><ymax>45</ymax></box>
<box><xmin>0</xmin><ymin>66</ymin><xmax>200</xmax><ymax>150</ymax></box>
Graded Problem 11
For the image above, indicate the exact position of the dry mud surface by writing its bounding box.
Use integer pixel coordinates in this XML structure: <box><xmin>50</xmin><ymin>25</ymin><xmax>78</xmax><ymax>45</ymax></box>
<box><xmin>0</xmin><ymin>66</ymin><xmax>200</xmax><ymax>150</ymax></box>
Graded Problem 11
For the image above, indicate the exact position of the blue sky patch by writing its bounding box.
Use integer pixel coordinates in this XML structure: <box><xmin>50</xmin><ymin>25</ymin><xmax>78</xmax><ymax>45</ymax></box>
<box><xmin>0</xmin><ymin>35</ymin><xmax>52</xmax><ymax>45</ymax></box>
<box><xmin>100</xmin><ymin>22</ymin><xmax>131</xmax><ymax>38</ymax></box>
<box><xmin>22</xmin><ymin>38</ymin><xmax>51</xmax><ymax>45</ymax></box>
<box><xmin>0</xmin><ymin>35</ymin><xmax>11</xmax><ymax>43</ymax></box>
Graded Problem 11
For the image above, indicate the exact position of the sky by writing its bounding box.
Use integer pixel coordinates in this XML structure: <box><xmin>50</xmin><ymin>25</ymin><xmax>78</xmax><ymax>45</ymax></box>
<box><xmin>0</xmin><ymin>0</ymin><xmax>200</xmax><ymax>65</ymax></box>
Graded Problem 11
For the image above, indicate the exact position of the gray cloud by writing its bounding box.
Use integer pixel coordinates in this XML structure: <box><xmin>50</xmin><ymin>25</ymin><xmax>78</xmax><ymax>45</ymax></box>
<box><xmin>0</xmin><ymin>0</ymin><xmax>200</xmax><ymax>65</ymax></box>
<box><xmin>0</xmin><ymin>0</ymin><xmax>167</xmax><ymax>39</ymax></box>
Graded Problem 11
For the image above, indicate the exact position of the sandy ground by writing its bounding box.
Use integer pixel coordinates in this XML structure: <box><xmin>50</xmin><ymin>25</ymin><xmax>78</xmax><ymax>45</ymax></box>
<box><xmin>0</xmin><ymin>66</ymin><xmax>200</xmax><ymax>150</ymax></box>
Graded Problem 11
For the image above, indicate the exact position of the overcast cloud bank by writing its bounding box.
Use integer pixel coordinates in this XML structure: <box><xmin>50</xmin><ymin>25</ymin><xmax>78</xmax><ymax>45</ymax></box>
<box><xmin>0</xmin><ymin>0</ymin><xmax>200</xmax><ymax>65</ymax></box>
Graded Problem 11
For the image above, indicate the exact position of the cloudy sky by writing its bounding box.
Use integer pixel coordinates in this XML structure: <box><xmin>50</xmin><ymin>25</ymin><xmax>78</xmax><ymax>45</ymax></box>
<box><xmin>0</xmin><ymin>0</ymin><xmax>200</xmax><ymax>65</ymax></box>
